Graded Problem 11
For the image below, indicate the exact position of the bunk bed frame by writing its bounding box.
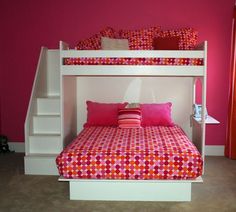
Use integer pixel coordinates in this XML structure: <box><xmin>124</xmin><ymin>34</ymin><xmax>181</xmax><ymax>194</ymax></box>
<box><xmin>58</xmin><ymin>41</ymin><xmax>207</xmax><ymax>201</ymax></box>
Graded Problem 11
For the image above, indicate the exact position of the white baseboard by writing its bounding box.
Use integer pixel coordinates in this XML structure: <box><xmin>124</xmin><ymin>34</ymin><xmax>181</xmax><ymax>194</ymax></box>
<box><xmin>205</xmin><ymin>145</ymin><xmax>224</xmax><ymax>156</ymax></box>
<box><xmin>8</xmin><ymin>142</ymin><xmax>25</xmax><ymax>153</ymax></box>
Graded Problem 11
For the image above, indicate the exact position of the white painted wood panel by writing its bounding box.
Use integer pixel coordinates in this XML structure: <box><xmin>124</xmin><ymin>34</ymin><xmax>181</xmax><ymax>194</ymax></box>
<box><xmin>47</xmin><ymin>50</ymin><xmax>60</xmax><ymax>96</ymax></box>
<box><xmin>24</xmin><ymin>154</ymin><xmax>58</xmax><ymax>175</ymax></box>
<box><xmin>61</xmin><ymin>77</ymin><xmax>77</xmax><ymax>147</ymax></box>
<box><xmin>61</xmin><ymin>66</ymin><xmax>204</xmax><ymax>76</ymax></box>
<box><xmin>24</xmin><ymin>47</ymin><xmax>48</xmax><ymax>155</ymax></box>
<box><xmin>29</xmin><ymin>135</ymin><xmax>62</xmax><ymax>154</ymax></box>
<box><xmin>76</xmin><ymin>77</ymin><xmax>193</xmax><ymax>138</ymax></box>
<box><xmin>60</xmin><ymin>49</ymin><xmax>204</xmax><ymax>58</ymax></box>
<box><xmin>69</xmin><ymin>180</ymin><xmax>192</xmax><ymax>201</ymax></box>
<box><xmin>33</xmin><ymin>115</ymin><xmax>60</xmax><ymax>134</ymax></box>
<box><xmin>37</xmin><ymin>97</ymin><xmax>60</xmax><ymax>115</ymax></box>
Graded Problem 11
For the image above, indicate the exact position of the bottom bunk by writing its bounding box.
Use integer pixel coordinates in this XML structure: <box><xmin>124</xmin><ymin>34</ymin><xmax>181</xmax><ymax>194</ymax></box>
<box><xmin>56</xmin><ymin>125</ymin><xmax>203</xmax><ymax>201</ymax></box>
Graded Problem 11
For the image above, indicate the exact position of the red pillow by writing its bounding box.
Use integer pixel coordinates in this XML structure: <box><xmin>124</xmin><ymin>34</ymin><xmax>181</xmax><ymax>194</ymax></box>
<box><xmin>153</xmin><ymin>36</ymin><xmax>180</xmax><ymax>50</ymax></box>
<box><xmin>76</xmin><ymin>27</ymin><xmax>116</xmax><ymax>50</ymax></box>
<box><xmin>84</xmin><ymin>101</ymin><xmax>128</xmax><ymax>127</ymax></box>
<box><xmin>155</xmin><ymin>28</ymin><xmax>198</xmax><ymax>50</ymax></box>
<box><xmin>119</xmin><ymin>26</ymin><xmax>161</xmax><ymax>50</ymax></box>
<box><xmin>140</xmin><ymin>103</ymin><xmax>174</xmax><ymax>127</ymax></box>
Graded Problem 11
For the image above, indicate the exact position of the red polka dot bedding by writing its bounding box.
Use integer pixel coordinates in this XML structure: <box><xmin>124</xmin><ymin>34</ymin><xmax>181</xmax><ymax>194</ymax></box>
<box><xmin>56</xmin><ymin>126</ymin><xmax>202</xmax><ymax>180</ymax></box>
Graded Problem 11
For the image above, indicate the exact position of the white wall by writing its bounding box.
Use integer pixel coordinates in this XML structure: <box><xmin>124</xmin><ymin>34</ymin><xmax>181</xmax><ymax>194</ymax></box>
<box><xmin>76</xmin><ymin>77</ymin><xmax>193</xmax><ymax>138</ymax></box>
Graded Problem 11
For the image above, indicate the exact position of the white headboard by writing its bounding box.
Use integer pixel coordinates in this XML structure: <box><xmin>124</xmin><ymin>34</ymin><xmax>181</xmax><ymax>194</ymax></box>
<box><xmin>76</xmin><ymin>77</ymin><xmax>193</xmax><ymax>138</ymax></box>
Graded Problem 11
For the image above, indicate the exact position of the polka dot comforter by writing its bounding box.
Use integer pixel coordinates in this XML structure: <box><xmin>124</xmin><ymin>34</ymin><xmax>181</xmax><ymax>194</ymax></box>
<box><xmin>56</xmin><ymin>126</ymin><xmax>203</xmax><ymax>180</ymax></box>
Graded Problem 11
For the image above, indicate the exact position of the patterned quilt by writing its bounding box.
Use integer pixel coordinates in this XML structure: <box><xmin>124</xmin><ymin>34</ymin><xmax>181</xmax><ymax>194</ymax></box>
<box><xmin>64</xmin><ymin>57</ymin><xmax>203</xmax><ymax>66</ymax></box>
<box><xmin>56</xmin><ymin>126</ymin><xmax>203</xmax><ymax>180</ymax></box>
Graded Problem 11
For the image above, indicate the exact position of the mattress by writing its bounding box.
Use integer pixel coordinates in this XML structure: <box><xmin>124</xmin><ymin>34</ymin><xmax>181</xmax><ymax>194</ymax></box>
<box><xmin>64</xmin><ymin>57</ymin><xmax>203</xmax><ymax>66</ymax></box>
<box><xmin>56</xmin><ymin>126</ymin><xmax>203</xmax><ymax>180</ymax></box>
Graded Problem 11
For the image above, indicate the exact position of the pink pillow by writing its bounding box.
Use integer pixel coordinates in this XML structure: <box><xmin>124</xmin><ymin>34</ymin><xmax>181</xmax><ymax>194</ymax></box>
<box><xmin>118</xmin><ymin>108</ymin><xmax>142</xmax><ymax>128</ymax></box>
<box><xmin>119</xmin><ymin>26</ymin><xmax>161</xmax><ymax>50</ymax></box>
<box><xmin>141</xmin><ymin>103</ymin><xmax>174</xmax><ymax>126</ymax></box>
<box><xmin>76</xmin><ymin>27</ymin><xmax>116</xmax><ymax>50</ymax></box>
<box><xmin>155</xmin><ymin>28</ymin><xmax>198</xmax><ymax>50</ymax></box>
<box><xmin>84</xmin><ymin>101</ymin><xmax>128</xmax><ymax>127</ymax></box>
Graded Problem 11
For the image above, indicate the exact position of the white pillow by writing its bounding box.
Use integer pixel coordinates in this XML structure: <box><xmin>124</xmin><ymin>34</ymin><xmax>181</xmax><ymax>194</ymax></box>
<box><xmin>101</xmin><ymin>37</ymin><xmax>129</xmax><ymax>50</ymax></box>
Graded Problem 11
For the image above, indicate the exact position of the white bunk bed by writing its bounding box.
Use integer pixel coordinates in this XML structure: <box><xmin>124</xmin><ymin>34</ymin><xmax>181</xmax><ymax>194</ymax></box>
<box><xmin>58</xmin><ymin>41</ymin><xmax>209</xmax><ymax>201</ymax></box>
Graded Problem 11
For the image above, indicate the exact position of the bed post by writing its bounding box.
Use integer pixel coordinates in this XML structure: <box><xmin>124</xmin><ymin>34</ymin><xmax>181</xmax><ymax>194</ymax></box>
<box><xmin>192</xmin><ymin>41</ymin><xmax>207</xmax><ymax>173</ymax></box>
<box><xmin>59</xmin><ymin>41</ymin><xmax>77</xmax><ymax>148</ymax></box>
<box><xmin>201</xmin><ymin>41</ymin><xmax>208</xmax><ymax>172</ymax></box>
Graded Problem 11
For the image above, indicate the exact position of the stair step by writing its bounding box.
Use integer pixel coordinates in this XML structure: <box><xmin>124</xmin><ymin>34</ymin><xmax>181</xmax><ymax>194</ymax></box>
<box><xmin>24</xmin><ymin>154</ymin><xmax>59</xmax><ymax>175</ymax></box>
<box><xmin>29</xmin><ymin>134</ymin><xmax>62</xmax><ymax>154</ymax></box>
<box><xmin>33</xmin><ymin>115</ymin><xmax>60</xmax><ymax>134</ymax></box>
<box><xmin>37</xmin><ymin>97</ymin><xmax>60</xmax><ymax>115</ymax></box>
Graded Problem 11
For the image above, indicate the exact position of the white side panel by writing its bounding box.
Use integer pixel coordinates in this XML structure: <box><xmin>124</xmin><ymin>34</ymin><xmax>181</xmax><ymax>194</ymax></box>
<box><xmin>76</xmin><ymin>77</ymin><xmax>192</xmax><ymax>138</ymax></box>
<box><xmin>33</xmin><ymin>115</ymin><xmax>60</xmax><ymax>134</ymax></box>
<box><xmin>62</xmin><ymin>66</ymin><xmax>204</xmax><ymax>76</ymax></box>
<box><xmin>37</xmin><ymin>97</ymin><xmax>60</xmax><ymax>115</ymax></box>
<box><xmin>24</xmin><ymin>47</ymin><xmax>48</xmax><ymax>155</ymax></box>
<box><xmin>60</xmin><ymin>49</ymin><xmax>204</xmax><ymax>58</ymax></box>
<box><xmin>24</xmin><ymin>155</ymin><xmax>59</xmax><ymax>175</ymax></box>
<box><xmin>62</xmin><ymin>77</ymin><xmax>77</xmax><ymax>147</ymax></box>
<box><xmin>69</xmin><ymin>181</ymin><xmax>191</xmax><ymax>201</ymax></box>
<box><xmin>47</xmin><ymin>50</ymin><xmax>60</xmax><ymax>96</ymax></box>
<box><xmin>29</xmin><ymin>135</ymin><xmax>61</xmax><ymax>154</ymax></box>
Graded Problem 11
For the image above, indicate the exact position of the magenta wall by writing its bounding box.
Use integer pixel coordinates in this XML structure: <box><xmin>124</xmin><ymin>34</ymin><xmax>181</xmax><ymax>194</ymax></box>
<box><xmin>0</xmin><ymin>0</ymin><xmax>234</xmax><ymax>145</ymax></box>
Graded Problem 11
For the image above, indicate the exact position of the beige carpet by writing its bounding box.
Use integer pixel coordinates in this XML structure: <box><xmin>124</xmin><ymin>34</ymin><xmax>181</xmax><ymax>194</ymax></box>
<box><xmin>0</xmin><ymin>153</ymin><xmax>236</xmax><ymax>212</ymax></box>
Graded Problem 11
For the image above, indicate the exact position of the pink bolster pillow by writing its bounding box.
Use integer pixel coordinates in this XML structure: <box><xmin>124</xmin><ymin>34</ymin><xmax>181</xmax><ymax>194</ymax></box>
<box><xmin>140</xmin><ymin>102</ymin><xmax>174</xmax><ymax>127</ymax></box>
<box><xmin>84</xmin><ymin>101</ymin><xmax>128</xmax><ymax>127</ymax></box>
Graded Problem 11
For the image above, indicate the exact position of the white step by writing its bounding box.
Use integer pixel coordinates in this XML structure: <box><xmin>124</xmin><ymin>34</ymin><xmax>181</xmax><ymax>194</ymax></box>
<box><xmin>37</xmin><ymin>97</ymin><xmax>60</xmax><ymax>115</ymax></box>
<box><xmin>33</xmin><ymin>115</ymin><xmax>60</xmax><ymax>134</ymax></box>
<box><xmin>29</xmin><ymin>134</ymin><xmax>62</xmax><ymax>154</ymax></box>
<box><xmin>24</xmin><ymin>154</ymin><xmax>59</xmax><ymax>175</ymax></box>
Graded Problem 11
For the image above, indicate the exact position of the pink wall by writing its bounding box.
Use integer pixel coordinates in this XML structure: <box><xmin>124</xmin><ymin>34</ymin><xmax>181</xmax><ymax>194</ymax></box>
<box><xmin>0</xmin><ymin>0</ymin><xmax>234</xmax><ymax>145</ymax></box>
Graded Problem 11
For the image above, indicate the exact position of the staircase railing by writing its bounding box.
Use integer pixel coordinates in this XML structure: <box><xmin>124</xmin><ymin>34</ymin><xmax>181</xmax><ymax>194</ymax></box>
<box><xmin>24</xmin><ymin>47</ymin><xmax>48</xmax><ymax>155</ymax></box>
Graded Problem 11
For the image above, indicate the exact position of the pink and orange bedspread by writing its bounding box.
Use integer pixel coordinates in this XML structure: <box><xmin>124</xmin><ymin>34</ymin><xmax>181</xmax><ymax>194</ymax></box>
<box><xmin>64</xmin><ymin>57</ymin><xmax>203</xmax><ymax>66</ymax></box>
<box><xmin>56</xmin><ymin>126</ymin><xmax>203</xmax><ymax>180</ymax></box>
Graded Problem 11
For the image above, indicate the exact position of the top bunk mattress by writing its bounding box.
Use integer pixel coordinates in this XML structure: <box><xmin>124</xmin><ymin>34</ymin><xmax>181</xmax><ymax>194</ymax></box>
<box><xmin>64</xmin><ymin>57</ymin><xmax>203</xmax><ymax>66</ymax></box>
<box><xmin>56</xmin><ymin>126</ymin><xmax>203</xmax><ymax>180</ymax></box>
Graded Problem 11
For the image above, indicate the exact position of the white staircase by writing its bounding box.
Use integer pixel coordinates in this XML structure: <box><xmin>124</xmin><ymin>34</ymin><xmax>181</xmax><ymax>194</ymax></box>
<box><xmin>24</xmin><ymin>48</ymin><xmax>62</xmax><ymax>175</ymax></box>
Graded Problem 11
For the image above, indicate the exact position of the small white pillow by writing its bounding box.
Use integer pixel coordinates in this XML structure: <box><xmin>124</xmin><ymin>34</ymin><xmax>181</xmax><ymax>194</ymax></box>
<box><xmin>101</xmin><ymin>37</ymin><xmax>129</xmax><ymax>50</ymax></box>
<box><xmin>126</xmin><ymin>103</ymin><xmax>140</xmax><ymax>108</ymax></box>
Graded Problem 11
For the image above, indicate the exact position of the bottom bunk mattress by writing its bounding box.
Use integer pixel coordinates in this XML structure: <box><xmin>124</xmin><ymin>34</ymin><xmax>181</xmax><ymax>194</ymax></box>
<box><xmin>56</xmin><ymin>126</ymin><xmax>203</xmax><ymax>180</ymax></box>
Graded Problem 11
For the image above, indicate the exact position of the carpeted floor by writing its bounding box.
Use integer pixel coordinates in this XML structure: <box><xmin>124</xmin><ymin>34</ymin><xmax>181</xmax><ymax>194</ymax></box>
<box><xmin>0</xmin><ymin>153</ymin><xmax>236</xmax><ymax>212</ymax></box>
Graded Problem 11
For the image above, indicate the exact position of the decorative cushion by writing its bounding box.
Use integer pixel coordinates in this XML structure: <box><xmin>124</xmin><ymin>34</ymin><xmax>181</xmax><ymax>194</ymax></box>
<box><xmin>155</xmin><ymin>28</ymin><xmax>198</xmax><ymax>50</ymax></box>
<box><xmin>153</xmin><ymin>36</ymin><xmax>180</xmax><ymax>50</ymax></box>
<box><xmin>84</xmin><ymin>101</ymin><xmax>128</xmax><ymax>127</ymax></box>
<box><xmin>101</xmin><ymin>37</ymin><xmax>129</xmax><ymax>50</ymax></box>
<box><xmin>140</xmin><ymin>102</ymin><xmax>174</xmax><ymax>126</ymax></box>
<box><xmin>119</xmin><ymin>27</ymin><xmax>161</xmax><ymax>50</ymax></box>
<box><xmin>76</xmin><ymin>27</ymin><xmax>116</xmax><ymax>50</ymax></box>
<box><xmin>118</xmin><ymin>108</ymin><xmax>142</xmax><ymax>128</ymax></box>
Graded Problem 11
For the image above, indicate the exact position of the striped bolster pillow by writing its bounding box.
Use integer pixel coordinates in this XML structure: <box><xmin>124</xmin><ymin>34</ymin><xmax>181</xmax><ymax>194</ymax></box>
<box><xmin>118</xmin><ymin>108</ymin><xmax>142</xmax><ymax>128</ymax></box>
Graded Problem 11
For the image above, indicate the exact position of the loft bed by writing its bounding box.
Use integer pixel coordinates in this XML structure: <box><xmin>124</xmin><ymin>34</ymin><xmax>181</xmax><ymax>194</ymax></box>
<box><xmin>58</xmin><ymin>40</ymin><xmax>208</xmax><ymax>201</ymax></box>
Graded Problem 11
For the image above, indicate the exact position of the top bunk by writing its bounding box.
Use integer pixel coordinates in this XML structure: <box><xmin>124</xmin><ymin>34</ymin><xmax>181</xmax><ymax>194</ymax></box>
<box><xmin>59</xmin><ymin>41</ymin><xmax>207</xmax><ymax>77</ymax></box>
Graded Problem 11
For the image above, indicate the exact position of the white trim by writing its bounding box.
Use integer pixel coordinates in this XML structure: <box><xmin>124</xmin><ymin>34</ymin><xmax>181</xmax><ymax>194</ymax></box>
<box><xmin>205</xmin><ymin>145</ymin><xmax>224</xmax><ymax>156</ymax></box>
<box><xmin>61</xmin><ymin>49</ymin><xmax>204</xmax><ymax>58</ymax></box>
<box><xmin>59</xmin><ymin>177</ymin><xmax>203</xmax><ymax>201</ymax></box>
<box><xmin>61</xmin><ymin>65</ymin><xmax>204</xmax><ymax>76</ymax></box>
<box><xmin>8</xmin><ymin>142</ymin><xmax>25</xmax><ymax>153</ymax></box>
